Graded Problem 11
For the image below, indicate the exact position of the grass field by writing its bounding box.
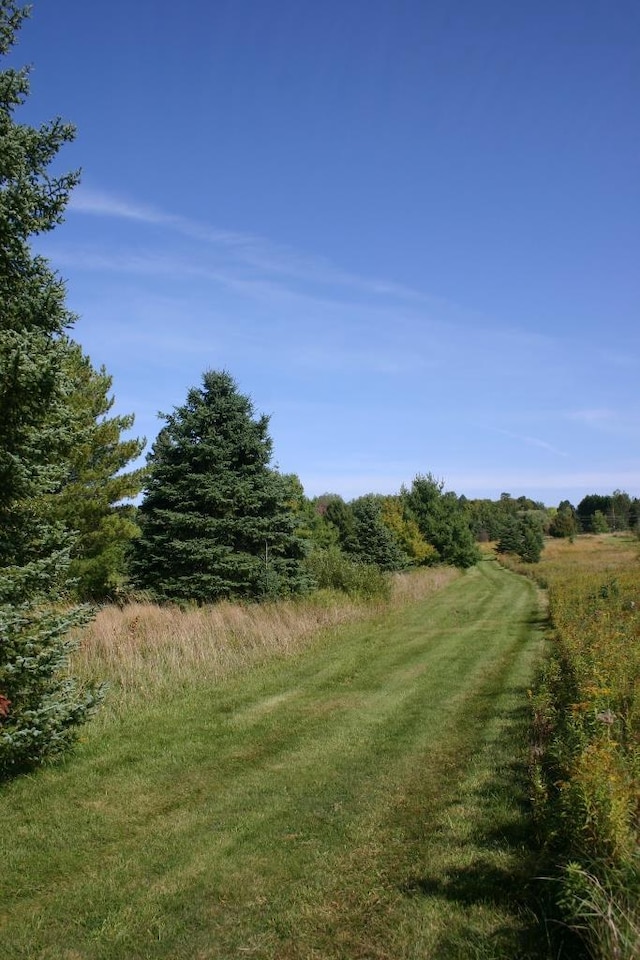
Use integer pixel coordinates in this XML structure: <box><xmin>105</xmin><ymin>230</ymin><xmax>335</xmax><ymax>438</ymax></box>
<box><xmin>0</xmin><ymin>560</ymin><xmax>555</xmax><ymax>959</ymax></box>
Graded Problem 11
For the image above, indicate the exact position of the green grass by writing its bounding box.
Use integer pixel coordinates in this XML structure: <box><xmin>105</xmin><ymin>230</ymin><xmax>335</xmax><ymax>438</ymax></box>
<box><xmin>0</xmin><ymin>560</ymin><xmax>556</xmax><ymax>959</ymax></box>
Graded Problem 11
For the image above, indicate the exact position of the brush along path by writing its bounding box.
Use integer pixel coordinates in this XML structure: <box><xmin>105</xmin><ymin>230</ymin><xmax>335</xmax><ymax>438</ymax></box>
<box><xmin>0</xmin><ymin>559</ymin><xmax>550</xmax><ymax>959</ymax></box>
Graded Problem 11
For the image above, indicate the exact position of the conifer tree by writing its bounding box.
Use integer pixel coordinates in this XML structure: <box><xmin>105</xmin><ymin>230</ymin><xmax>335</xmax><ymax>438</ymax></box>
<box><xmin>518</xmin><ymin>513</ymin><xmax>545</xmax><ymax>563</ymax></box>
<box><xmin>0</xmin><ymin>2</ymin><xmax>101</xmax><ymax>777</ymax></box>
<box><xmin>350</xmin><ymin>495</ymin><xmax>409</xmax><ymax>570</ymax></box>
<box><xmin>497</xmin><ymin>513</ymin><xmax>544</xmax><ymax>563</ymax></box>
<box><xmin>404</xmin><ymin>474</ymin><xmax>480</xmax><ymax>568</ymax></box>
<box><xmin>40</xmin><ymin>339</ymin><xmax>146</xmax><ymax>600</ymax></box>
<box><xmin>323</xmin><ymin>497</ymin><xmax>359</xmax><ymax>554</ymax></box>
<box><xmin>133</xmin><ymin>370</ymin><xmax>308</xmax><ymax>602</ymax></box>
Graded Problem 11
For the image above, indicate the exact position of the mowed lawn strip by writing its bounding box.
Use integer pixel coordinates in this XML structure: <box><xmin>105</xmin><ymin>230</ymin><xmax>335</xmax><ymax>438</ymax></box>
<box><xmin>0</xmin><ymin>559</ymin><xmax>550</xmax><ymax>959</ymax></box>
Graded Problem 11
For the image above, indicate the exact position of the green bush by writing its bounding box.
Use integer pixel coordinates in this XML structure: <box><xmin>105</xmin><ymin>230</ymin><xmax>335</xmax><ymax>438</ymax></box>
<box><xmin>303</xmin><ymin>547</ymin><xmax>391</xmax><ymax>601</ymax></box>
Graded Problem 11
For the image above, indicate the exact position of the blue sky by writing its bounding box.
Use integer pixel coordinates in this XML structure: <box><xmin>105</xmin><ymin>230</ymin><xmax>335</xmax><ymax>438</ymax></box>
<box><xmin>14</xmin><ymin>0</ymin><xmax>640</xmax><ymax>504</ymax></box>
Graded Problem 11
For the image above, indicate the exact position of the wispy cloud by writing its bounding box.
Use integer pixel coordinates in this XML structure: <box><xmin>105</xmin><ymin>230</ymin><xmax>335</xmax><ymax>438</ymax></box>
<box><xmin>68</xmin><ymin>186</ymin><xmax>438</xmax><ymax>305</ymax></box>
<box><xmin>69</xmin><ymin>187</ymin><xmax>251</xmax><ymax>246</ymax></box>
<box><xmin>491</xmin><ymin>427</ymin><xmax>568</xmax><ymax>457</ymax></box>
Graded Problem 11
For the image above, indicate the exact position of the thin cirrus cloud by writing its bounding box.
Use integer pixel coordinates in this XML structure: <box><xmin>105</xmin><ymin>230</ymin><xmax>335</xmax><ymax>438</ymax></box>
<box><xmin>63</xmin><ymin>186</ymin><xmax>612</xmax><ymax>429</ymax></box>
<box><xmin>62</xmin><ymin>187</ymin><xmax>541</xmax><ymax>371</ymax></box>
<box><xmin>490</xmin><ymin>427</ymin><xmax>569</xmax><ymax>458</ymax></box>
<box><xmin>68</xmin><ymin>186</ymin><xmax>440</xmax><ymax>305</ymax></box>
<box><xmin>69</xmin><ymin>187</ymin><xmax>251</xmax><ymax>247</ymax></box>
<box><xmin>67</xmin><ymin>187</ymin><xmax>579</xmax><ymax>386</ymax></box>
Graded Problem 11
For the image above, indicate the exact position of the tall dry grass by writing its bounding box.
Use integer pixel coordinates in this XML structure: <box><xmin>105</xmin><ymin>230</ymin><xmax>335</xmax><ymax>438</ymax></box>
<box><xmin>498</xmin><ymin>532</ymin><xmax>638</xmax><ymax>585</ymax></box>
<box><xmin>72</xmin><ymin>566</ymin><xmax>460</xmax><ymax>707</ymax></box>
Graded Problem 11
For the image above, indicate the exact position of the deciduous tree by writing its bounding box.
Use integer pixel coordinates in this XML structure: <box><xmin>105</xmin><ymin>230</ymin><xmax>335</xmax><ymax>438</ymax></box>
<box><xmin>548</xmin><ymin>500</ymin><xmax>579</xmax><ymax>539</ymax></box>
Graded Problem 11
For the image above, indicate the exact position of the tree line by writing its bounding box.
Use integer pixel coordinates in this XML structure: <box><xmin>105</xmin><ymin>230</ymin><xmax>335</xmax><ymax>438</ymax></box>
<box><xmin>1</xmin><ymin>1</ymin><xmax>637</xmax><ymax>777</ymax></box>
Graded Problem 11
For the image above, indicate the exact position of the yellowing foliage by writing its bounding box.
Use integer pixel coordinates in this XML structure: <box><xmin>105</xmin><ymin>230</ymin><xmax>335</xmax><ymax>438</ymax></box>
<box><xmin>380</xmin><ymin>496</ymin><xmax>438</xmax><ymax>565</ymax></box>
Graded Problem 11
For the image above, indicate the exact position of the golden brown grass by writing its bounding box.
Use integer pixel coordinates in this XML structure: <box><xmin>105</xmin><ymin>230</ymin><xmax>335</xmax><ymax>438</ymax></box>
<box><xmin>72</xmin><ymin>567</ymin><xmax>460</xmax><ymax>706</ymax></box>
<box><xmin>498</xmin><ymin>532</ymin><xmax>638</xmax><ymax>584</ymax></box>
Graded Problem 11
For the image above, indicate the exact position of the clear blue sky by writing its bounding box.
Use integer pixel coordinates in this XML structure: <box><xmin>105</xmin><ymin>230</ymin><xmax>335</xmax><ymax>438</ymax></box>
<box><xmin>14</xmin><ymin>0</ymin><xmax>640</xmax><ymax>504</ymax></box>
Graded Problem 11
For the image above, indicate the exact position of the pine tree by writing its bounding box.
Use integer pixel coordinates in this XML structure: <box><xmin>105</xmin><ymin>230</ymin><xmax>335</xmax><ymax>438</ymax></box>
<box><xmin>350</xmin><ymin>495</ymin><xmax>409</xmax><ymax>571</ymax></box>
<box><xmin>39</xmin><ymin>339</ymin><xmax>146</xmax><ymax>600</ymax></box>
<box><xmin>404</xmin><ymin>474</ymin><xmax>480</xmax><ymax>569</ymax></box>
<box><xmin>496</xmin><ymin>515</ymin><xmax>524</xmax><ymax>555</ymax></box>
<box><xmin>132</xmin><ymin>370</ymin><xmax>308</xmax><ymax>602</ymax></box>
<box><xmin>0</xmin><ymin>2</ymin><xmax>101</xmax><ymax>778</ymax></box>
<box><xmin>497</xmin><ymin>513</ymin><xmax>544</xmax><ymax>563</ymax></box>
<box><xmin>519</xmin><ymin>513</ymin><xmax>545</xmax><ymax>563</ymax></box>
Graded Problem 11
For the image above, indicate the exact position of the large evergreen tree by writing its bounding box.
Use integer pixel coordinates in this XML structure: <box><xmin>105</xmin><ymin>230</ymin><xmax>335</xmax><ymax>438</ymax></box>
<box><xmin>0</xmin><ymin>2</ymin><xmax>101</xmax><ymax>777</ymax></box>
<box><xmin>132</xmin><ymin>370</ymin><xmax>308</xmax><ymax>602</ymax></box>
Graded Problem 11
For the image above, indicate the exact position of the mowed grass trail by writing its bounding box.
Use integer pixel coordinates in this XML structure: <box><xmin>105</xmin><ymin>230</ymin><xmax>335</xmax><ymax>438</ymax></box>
<box><xmin>0</xmin><ymin>559</ymin><xmax>552</xmax><ymax>960</ymax></box>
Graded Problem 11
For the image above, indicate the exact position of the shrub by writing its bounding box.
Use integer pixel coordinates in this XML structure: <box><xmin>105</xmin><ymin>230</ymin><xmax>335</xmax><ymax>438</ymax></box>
<box><xmin>519</xmin><ymin>538</ymin><xmax>640</xmax><ymax>959</ymax></box>
<box><xmin>303</xmin><ymin>547</ymin><xmax>391</xmax><ymax>600</ymax></box>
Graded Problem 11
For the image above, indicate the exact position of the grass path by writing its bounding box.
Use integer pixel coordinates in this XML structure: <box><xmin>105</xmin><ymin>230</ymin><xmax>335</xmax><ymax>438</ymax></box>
<box><xmin>0</xmin><ymin>559</ymin><xmax>552</xmax><ymax>959</ymax></box>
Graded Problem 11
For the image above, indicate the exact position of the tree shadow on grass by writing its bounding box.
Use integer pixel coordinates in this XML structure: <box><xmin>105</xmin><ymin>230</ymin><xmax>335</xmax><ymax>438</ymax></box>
<box><xmin>403</xmin><ymin>855</ymin><xmax>586</xmax><ymax>960</ymax></box>
<box><xmin>397</xmin><ymin>692</ymin><xmax>588</xmax><ymax>960</ymax></box>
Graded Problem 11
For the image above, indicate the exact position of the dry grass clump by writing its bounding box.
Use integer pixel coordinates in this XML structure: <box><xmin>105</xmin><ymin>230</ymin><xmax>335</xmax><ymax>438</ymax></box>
<box><xmin>72</xmin><ymin>566</ymin><xmax>459</xmax><ymax>705</ymax></box>
<box><xmin>389</xmin><ymin>564</ymin><xmax>460</xmax><ymax>604</ymax></box>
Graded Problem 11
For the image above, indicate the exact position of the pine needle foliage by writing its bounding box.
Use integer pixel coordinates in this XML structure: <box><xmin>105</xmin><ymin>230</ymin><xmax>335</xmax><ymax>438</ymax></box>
<box><xmin>133</xmin><ymin>370</ymin><xmax>309</xmax><ymax>603</ymax></box>
<box><xmin>39</xmin><ymin>338</ymin><xmax>146</xmax><ymax>601</ymax></box>
<box><xmin>0</xmin><ymin>1</ymin><xmax>101</xmax><ymax>779</ymax></box>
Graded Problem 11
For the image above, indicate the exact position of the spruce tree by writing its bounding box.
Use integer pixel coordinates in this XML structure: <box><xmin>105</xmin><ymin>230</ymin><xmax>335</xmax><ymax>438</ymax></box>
<box><xmin>496</xmin><ymin>515</ymin><xmax>524</xmax><ymax>556</ymax></box>
<box><xmin>0</xmin><ymin>2</ymin><xmax>101</xmax><ymax>777</ymax></box>
<box><xmin>518</xmin><ymin>513</ymin><xmax>545</xmax><ymax>563</ymax></box>
<box><xmin>549</xmin><ymin>501</ymin><xmax>579</xmax><ymax>539</ymax></box>
<box><xmin>350</xmin><ymin>495</ymin><xmax>409</xmax><ymax>570</ymax></box>
<box><xmin>133</xmin><ymin>370</ymin><xmax>308</xmax><ymax>603</ymax></box>
<box><xmin>497</xmin><ymin>513</ymin><xmax>544</xmax><ymax>563</ymax></box>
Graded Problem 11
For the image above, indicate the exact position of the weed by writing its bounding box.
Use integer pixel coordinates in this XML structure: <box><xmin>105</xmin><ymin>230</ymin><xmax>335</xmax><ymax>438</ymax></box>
<box><xmin>499</xmin><ymin>535</ymin><xmax>640</xmax><ymax>959</ymax></box>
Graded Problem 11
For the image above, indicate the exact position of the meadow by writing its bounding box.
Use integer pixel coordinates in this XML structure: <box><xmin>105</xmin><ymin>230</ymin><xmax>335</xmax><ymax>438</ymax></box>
<box><xmin>0</xmin><ymin>561</ymin><xmax>555</xmax><ymax>959</ymax></box>
<box><xmin>499</xmin><ymin>535</ymin><xmax>640</xmax><ymax>960</ymax></box>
